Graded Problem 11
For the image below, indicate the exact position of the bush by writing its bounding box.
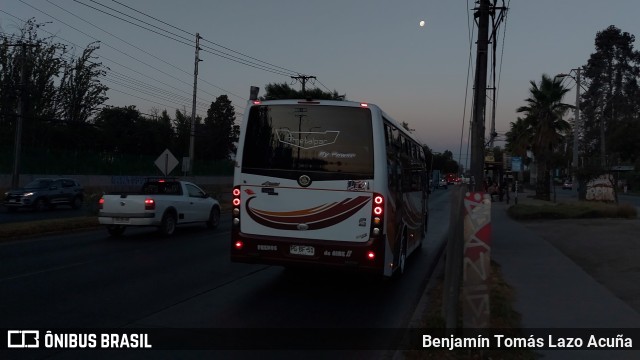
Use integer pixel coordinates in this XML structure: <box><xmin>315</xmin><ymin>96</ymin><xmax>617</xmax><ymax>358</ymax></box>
<box><xmin>508</xmin><ymin>202</ymin><xmax>638</xmax><ymax>220</ymax></box>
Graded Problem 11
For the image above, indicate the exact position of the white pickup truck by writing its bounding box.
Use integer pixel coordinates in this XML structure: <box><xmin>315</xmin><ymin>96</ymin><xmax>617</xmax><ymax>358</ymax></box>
<box><xmin>98</xmin><ymin>179</ymin><xmax>221</xmax><ymax>237</ymax></box>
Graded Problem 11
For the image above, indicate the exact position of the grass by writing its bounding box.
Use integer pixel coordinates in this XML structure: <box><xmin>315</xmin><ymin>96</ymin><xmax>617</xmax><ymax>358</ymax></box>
<box><xmin>0</xmin><ymin>183</ymin><xmax>233</xmax><ymax>242</ymax></box>
<box><xmin>404</xmin><ymin>262</ymin><xmax>538</xmax><ymax>359</ymax></box>
<box><xmin>0</xmin><ymin>216</ymin><xmax>100</xmax><ymax>241</ymax></box>
<box><xmin>508</xmin><ymin>201</ymin><xmax>638</xmax><ymax>220</ymax></box>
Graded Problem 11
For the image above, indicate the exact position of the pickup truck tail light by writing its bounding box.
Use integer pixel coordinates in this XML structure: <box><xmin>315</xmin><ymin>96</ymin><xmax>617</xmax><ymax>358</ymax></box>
<box><xmin>144</xmin><ymin>198</ymin><xmax>155</xmax><ymax>210</ymax></box>
<box><xmin>98</xmin><ymin>197</ymin><xmax>104</xmax><ymax>210</ymax></box>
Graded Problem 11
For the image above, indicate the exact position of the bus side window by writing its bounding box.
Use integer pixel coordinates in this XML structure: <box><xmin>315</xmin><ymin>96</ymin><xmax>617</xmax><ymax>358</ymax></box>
<box><xmin>384</xmin><ymin>124</ymin><xmax>391</xmax><ymax>147</ymax></box>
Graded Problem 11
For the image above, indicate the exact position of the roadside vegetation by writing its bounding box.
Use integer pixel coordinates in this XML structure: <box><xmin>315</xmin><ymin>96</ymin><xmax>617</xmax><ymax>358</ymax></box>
<box><xmin>0</xmin><ymin>217</ymin><xmax>100</xmax><ymax>241</ymax></box>
<box><xmin>405</xmin><ymin>261</ymin><xmax>538</xmax><ymax>359</ymax></box>
<box><xmin>508</xmin><ymin>201</ymin><xmax>638</xmax><ymax>220</ymax></box>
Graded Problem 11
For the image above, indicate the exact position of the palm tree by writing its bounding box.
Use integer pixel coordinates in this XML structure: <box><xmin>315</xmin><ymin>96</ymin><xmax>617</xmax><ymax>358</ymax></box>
<box><xmin>505</xmin><ymin>116</ymin><xmax>531</xmax><ymax>161</ymax></box>
<box><xmin>516</xmin><ymin>74</ymin><xmax>573</xmax><ymax>200</ymax></box>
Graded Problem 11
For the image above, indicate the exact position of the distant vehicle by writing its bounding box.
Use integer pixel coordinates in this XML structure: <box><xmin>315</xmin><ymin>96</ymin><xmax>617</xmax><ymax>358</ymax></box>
<box><xmin>432</xmin><ymin>170</ymin><xmax>441</xmax><ymax>189</ymax></box>
<box><xmin>437</xmin><ymin>178</ymin><xmax>448</xmax><ymax>189</ymax></box>
<box><xmin>3</xmin><ymin>178</ymin><xmax>84</xmax><ymax>212</ymax></box>
<box><xmin>444</xmin><ymin>173</ymin><xmax>457</xmax><ymax>185</ymax></box>
<box><xmin>98</xmin><ymin>179</ymin><xmax>220</xmax><ymax>237</ymax></box>
<box><xmin>562</xmin><ymin>180</ymin><xmax>573</xmax><ymax>190</ymax></box>
<box><xmin>230</xmin><ymin>99</ymin><xmax>429</xmax><ymax>278</ymax></box>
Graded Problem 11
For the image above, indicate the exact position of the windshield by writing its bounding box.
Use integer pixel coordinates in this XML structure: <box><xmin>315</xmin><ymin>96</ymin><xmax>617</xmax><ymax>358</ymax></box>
<box><xmin>242</xmin><ymin>104</ymin><xmax>374</xmax><ymax>180</ymax></box>
<box><xmin>24</xmin><ymin>179</ymin><xmax>53</xmax><ymax>189</ymax></box>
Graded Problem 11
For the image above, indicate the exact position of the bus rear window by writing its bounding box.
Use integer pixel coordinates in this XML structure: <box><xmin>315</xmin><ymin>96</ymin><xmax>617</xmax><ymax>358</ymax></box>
<box><xmin>242</xmin><ymin>105</ymin><xmax>374</xmax><ymax>179</ymax></box>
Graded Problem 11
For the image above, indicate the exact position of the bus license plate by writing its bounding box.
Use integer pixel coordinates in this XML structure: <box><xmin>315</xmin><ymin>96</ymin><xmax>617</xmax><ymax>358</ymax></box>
<box><xmin>290</xmin><ymin>245</ymin><xmax>315</xmax><ymax>256</ymax></box>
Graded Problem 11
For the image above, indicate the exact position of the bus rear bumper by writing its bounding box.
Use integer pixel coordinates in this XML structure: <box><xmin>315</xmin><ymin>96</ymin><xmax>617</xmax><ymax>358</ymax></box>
<box><xmin>230</xmin><ymin>233</ymin><xmax>388</xmax><ymax>276</ymax></box>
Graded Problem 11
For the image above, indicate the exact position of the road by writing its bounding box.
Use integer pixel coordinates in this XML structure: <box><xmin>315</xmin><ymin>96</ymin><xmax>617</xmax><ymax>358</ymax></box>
<box><xmin>0</xmin><ymin>189</ymin><xmax>452</xmax><ymax>359</ymax></box>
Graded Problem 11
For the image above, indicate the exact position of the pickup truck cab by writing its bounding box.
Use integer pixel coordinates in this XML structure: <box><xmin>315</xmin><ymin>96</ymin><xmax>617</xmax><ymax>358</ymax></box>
<box><xmin>98</xmin><ymin>179</ymin><xmax>220</xmax><ymax>237</ymax></box>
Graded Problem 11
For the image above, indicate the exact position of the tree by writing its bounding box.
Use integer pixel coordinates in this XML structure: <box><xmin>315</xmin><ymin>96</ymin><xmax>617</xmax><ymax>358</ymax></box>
<box><xmin>261</xmin><ymin>83</ymin><xmax>343</xmax><ymax>100</ymax></box>
<box><xmin>173</xmin><ymin>108</ymin><xmax>191</xmax><ymax>157</ymax></box>
<box><xmin>93</xmin><ymin>106</ymin><xmax>144</xmax><ymax>155</ymax></box>
<box><xmin>57</xmin><ymin>42</ymin><xmax>109</xmax><ymax>125</ymax></box>
<box><xmin>505</xmin><ymin>117</ymin><xmax>531</xmax><ymax>163</ymax></box>
<box><xmin>581</xmin><ymin>25</ymin><xmax>640</xmax><ymax>164</ymax></box>
<box><xmin>516</xmin><ymin>74</ymin><xmax>572</xmax><ymax>200</ymax></box>
<box><xmin>202</xmin><ymin>95</ymin><xmax>238</xmax><ymax>160</ymax></box>
<box><xmin>1</xmin><ymin>20</ymin><xmax>108</xmax><ymax>162</ymax></box>
<box><xmin>0</xmin><ymin>19</ymin><xmax>68</xmax><ymax>150</ymax></box>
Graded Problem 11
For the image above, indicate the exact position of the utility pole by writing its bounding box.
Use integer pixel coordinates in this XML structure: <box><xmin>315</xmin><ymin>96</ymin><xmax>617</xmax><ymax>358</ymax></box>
<box><xmin>291</xmin><ymin>74</ymin><xmax>316</xmax><ymax>98</ymax></box>
<box><xmin>188</xmin><ymin>33</ymin><xmax>202</xmax><ymax>176</ymax></box>
<box><xmin>10</xmin><ymin>43</ymin><xmax>34</xmax><ymax>188</ymax></box>
<box><xmin>572</xmin><ymin>68</ymin><xmax>580</xmax><ymax>192</ymax></box>
<box><xmin>487</xmin><ymin>2</ymin><xmax>507</xmax><ymax>150</ymax></box>
<box><xmin>601</xmin><ymin>75</ymin><xmax>608</xmax><ymax>168</ymax></box>
<box><xmin>470</xmin><ymin>0</ymin><xmax>490</xmax><ymax>192</ymax></box>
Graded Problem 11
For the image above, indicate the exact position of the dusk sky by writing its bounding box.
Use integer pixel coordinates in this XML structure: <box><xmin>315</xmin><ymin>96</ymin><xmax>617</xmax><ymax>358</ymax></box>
<box><xmin>2</xmin><ymin>1</ymin><xmax>640</xmax><ymax>168</ymax></box>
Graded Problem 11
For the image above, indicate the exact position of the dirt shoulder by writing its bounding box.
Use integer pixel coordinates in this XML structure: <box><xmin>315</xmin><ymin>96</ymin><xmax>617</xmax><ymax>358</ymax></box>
<box><xmin>518</xmin><ymin>217</ymin><xmax>640</xmax><ymax>313</ymax></box>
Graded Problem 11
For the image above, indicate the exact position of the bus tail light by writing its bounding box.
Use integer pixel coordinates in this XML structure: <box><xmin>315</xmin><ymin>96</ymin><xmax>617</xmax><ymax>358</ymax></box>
<box><xmin>367</xmin><ymin>251</ymin><xmax>376</xmax><ymax>260</ymax></box>
<box><xmin>371</xmin><ymin>193</ymin><xmax>384</xmax><ymax>237</ymax></box>
<box><xmin>232</xmin><ymin>186</ymin><xmax>241</xmax><ymax>226</ymax></box>
<box><xmin>234</xmin><ymin>240</ymin><xmax>244</xmax><ymax>250</ymax></box>
<box><xmin>144</xmin><ymin>198</ymin><xmax>155</xmax><ymax>210</ymax></box>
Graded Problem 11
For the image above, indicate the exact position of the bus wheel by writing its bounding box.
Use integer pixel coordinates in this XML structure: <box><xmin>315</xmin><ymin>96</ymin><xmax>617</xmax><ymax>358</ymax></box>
<box><xmin>398</xmin><ymin>237</ymin><xmax>407</xmax><ymax>276</ymax></box>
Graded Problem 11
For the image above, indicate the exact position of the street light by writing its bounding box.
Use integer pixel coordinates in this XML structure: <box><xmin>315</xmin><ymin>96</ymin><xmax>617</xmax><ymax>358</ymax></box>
<box><xmin>555</xmin><ymin>68</ymin><xmax>582</xmax><ymax>194</ymax></box>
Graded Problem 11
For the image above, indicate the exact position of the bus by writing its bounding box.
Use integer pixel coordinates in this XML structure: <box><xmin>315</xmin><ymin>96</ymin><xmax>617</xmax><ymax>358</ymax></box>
<box><xmin>230</xmin><ymin>99</ymin><xmax>429</xmax><ymax>277</ymax></box>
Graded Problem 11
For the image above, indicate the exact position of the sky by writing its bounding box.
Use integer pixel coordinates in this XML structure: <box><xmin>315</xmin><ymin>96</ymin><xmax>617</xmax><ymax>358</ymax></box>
<box><xmin>2</xmin><ymin>0</ymin><xmax>640</xmax><ymax>169</ymax></box>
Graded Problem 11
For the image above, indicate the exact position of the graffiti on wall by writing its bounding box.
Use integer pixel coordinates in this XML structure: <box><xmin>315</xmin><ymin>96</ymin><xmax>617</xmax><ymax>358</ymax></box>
<box><xmin>585</xmin><ymin>175</ymin><xmax>615</xmax><ymax>202</ymax></box>
<box><xmin>462</xmin><ymin>192</ymin><xmax>492</xmax><ymax>328</ymax></box>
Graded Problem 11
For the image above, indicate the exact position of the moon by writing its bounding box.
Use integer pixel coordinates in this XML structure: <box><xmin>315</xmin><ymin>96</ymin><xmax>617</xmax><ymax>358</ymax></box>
<box><xmin>419</xmin><ymin>20</ymin><xmax>425</xmax><ymax>27</ymax></box>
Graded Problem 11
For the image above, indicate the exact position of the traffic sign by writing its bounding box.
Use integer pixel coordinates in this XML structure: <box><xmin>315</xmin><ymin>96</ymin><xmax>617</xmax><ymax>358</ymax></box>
<box><xmin>155</xmin><ymin>149</ymin><xmax>179</xmax><ymax>176</ymax></box>
<box><xmin>511</xmin><ymin>156</ymin><xmax>522</xmax><ymax>172</ymax></box>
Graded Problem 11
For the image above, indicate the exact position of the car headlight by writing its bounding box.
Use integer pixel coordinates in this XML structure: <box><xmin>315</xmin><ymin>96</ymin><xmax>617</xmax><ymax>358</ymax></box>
<box><xmin>23</xmin><ymin>192</ymin><xmax>34</xmax><ymax>197</ymax></box>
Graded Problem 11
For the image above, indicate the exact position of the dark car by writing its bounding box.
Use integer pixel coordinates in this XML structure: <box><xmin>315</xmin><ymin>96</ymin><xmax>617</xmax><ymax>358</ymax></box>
<box><xmin>3</xmin><ymin>178</ymin><xmax>84</xmax><ymax>212</ymax></box>
<box><xmin>562</xmin><ymin>180</ymin><xmax>573</xmax><ymax>190</ymax></box>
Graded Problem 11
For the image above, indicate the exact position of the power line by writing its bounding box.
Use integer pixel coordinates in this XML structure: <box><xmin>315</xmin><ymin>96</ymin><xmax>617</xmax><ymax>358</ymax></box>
<box><xmin>109</xmin><ymin>0</ymin><xmax>193</xmax><ymax>36</ymax></box>
<box><xmin>13</xmin><ymin>2</ymin><xmax>248</xmax><ymax>111</ymax></box>
<box><xmin>1</xmin><ymin>8</ymin><xmax>218</xmax><ymax>111</ymax></box>
<box><xmin>458</xmin><ymin>0</ymin><xmax>476</xmax><ymax>171</ymax></box>
<box><xmin>107</xmin><ymin>0</ymin><xmax>302</xmax><ymax>76</ymax></box>
<box><xmin>78</xmin><ymin>0</ymin><xmax>193</xmax><ymax>45</ymax></box>
<box><xmin>40</xmin><ymin>2</ymin><xmax>242</xmax><ymax>106</ymax></box>
<box><xmin>76</xmin><ymin>0</ymin><xmax>300</xmax><ymax>78</ymax></box>
<box><xmin>65</xmin><ymin>1</ymin><xmax>273</xmax><ymax>98</ymax></box>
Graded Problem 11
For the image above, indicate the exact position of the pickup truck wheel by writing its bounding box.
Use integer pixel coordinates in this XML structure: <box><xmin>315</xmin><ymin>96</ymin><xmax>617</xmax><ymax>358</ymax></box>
<box><xmin>107</xmin><ymin>225</ymin><xmax>126</xmax><ymax>237</ymax></box>
<box><xmin>207</xmin><ymin>206</ymin><xmax>220</xmax><ymax>229</ymax></box>
<box><xmin>159</xmin><ymin>212</ymin><xmax>177</xmax><ymax>236</ymax></box>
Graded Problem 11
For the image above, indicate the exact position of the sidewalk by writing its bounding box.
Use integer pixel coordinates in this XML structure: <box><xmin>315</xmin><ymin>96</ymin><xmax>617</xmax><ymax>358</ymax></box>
<box><xmin>491</xmin><ymin>192</ymin><xmax>640</xmax><ymax>359</ymax></box>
